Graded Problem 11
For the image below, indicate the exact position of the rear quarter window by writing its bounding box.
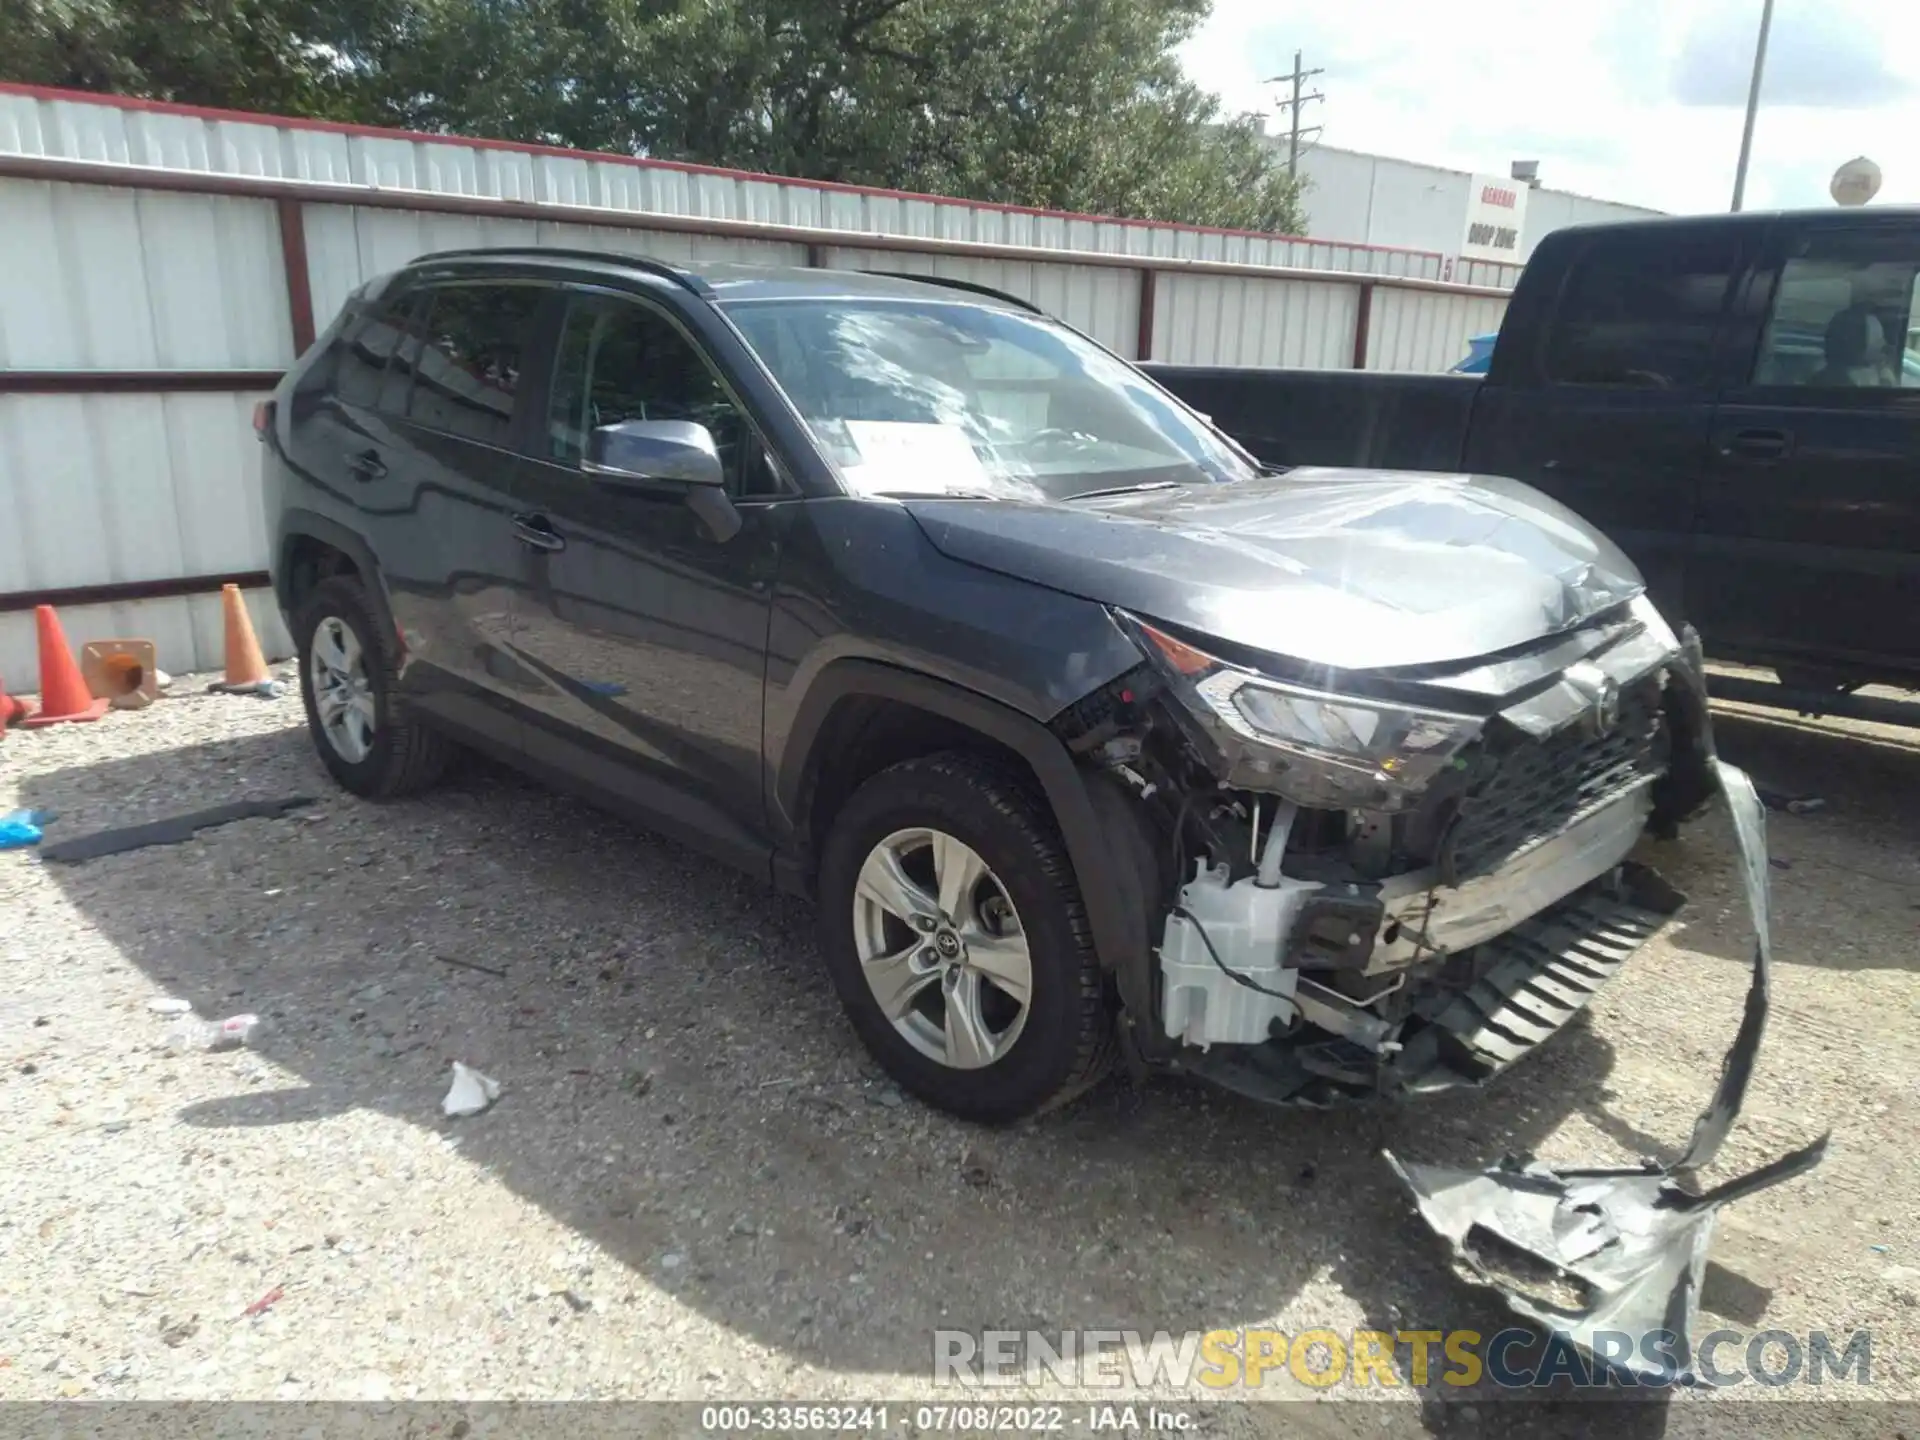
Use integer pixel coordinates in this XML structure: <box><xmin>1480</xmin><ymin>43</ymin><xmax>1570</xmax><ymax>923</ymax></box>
<box><xmin>333</xmin><ymin>298</ymin><xmax>412</xmax><ymax>409</ymax></box>
<box><xmin>1543</xmin><ymin>232</ymin><xmax>1741</xmax><ymax>389</ymax></box>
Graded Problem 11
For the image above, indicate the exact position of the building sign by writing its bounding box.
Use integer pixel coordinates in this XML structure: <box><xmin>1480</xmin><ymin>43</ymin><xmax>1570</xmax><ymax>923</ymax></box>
<box><xmin>1459</xmin><ymin>174</ymin><xmax>1529</xmax><ymax>264</ymax></box>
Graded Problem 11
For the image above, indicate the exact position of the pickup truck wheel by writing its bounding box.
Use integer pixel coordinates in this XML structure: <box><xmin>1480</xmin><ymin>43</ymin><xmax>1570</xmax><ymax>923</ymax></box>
<box><xmin>294</xmin><ymin>576</ymin><xmax>453</xmax><ymax>799</ymax></box>
<box><xmin>816</xmin><ymin>753</ymin><xmax>1114</xmax><ymax>1122</ymax></box>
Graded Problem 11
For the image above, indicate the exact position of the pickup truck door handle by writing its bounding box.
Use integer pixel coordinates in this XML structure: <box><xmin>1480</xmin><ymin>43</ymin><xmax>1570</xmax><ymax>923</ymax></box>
<box><xmin>511</xmin><ymin>514</ymin><xmax>567</xmax><ymax>553</ymax></box>
<box><xmin>1720</xmin><ymin>427</ymin><xmax>1793</xmax><ymax>461</ymax></box>
<box><xmin>347</xmin><ymin>448</ymin><xmax>387</xmax><ymax>481</ymax></box>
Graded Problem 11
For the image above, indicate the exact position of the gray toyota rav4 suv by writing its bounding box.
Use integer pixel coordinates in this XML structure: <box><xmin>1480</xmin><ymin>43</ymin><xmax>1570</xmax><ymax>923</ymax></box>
<box><xmin>261</xmin><ymin>249</ymin><xmax>1819</xmax><ymax>1367</ymax></box>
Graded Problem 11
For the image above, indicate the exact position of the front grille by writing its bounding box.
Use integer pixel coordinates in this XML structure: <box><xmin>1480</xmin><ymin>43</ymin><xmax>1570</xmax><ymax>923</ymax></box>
<box><xmin>1444</xmin><ymin>677</ymin><xmax>1664</xmax><ymax>879</ymax></box>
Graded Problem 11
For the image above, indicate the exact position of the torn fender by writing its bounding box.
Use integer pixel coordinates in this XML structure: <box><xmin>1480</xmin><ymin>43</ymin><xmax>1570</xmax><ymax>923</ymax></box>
<box><xmin>1384</xmin><ymin>758</ymin><xmax>1829</xmax><ymax>1384</ymax></box>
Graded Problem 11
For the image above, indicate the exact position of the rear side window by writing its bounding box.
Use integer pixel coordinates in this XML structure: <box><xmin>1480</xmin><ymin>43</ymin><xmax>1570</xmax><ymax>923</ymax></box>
<box><xmin>333</xmin><ymin>291</ymin><xmax>415</xmax><ymax>409</ymax></box>
<box><xmin>1750</xmin><ymin>226</ymin><xmax>1920</xmax><ymax>390</ymax></box>
<box><xmin>404</xmin><ymin>284</ymin><xmax>545</xmax><ymax>446</ymax></box>
<box><xmin>1543</xmin><ymin>233</ymin><xmax>1740</xmax><ymax>388</ymax></box>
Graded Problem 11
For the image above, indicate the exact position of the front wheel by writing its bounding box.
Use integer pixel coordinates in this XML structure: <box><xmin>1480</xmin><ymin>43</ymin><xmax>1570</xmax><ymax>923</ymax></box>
<box><xmin>815</xmin><ymin>753</ymin><xmax>1114</xmax><ymax>1122</ymax></box>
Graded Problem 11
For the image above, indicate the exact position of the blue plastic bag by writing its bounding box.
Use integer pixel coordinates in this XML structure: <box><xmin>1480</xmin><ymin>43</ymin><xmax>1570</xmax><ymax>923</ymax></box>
<box><xmin>0</xmin><ymin>808</ymin><xmax>52</xmax><ymax>849</ymax></box>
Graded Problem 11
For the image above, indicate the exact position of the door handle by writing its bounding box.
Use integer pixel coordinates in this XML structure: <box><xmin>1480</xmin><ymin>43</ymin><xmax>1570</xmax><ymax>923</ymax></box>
<box><xmin>511</xmin><ymin>514</ymin><xmax>567</xmax><ymax>553</ymax></box>
<box><xmin>1720</xmin><ymin>428</ymin><xmax>1792</xmax><ymax>461</ymax></box>
<box><xmin>348</xmin><ymin>448</ymin><xmax>387</xmax><ymax>481</ymax></box>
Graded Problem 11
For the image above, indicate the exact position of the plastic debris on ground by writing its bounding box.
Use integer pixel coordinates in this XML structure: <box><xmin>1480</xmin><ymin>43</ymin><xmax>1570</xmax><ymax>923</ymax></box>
<box><xmin>443</xmin><ymin>1062</ymin><xmax>502</xmax><ymax>1117</ymax></box>
<box><xmin>241</xmin><ymin>1286</ymin><xmax>285</xmax><ymax>1318</ymax></box>
<box><xmin>0</xmin><ymin>808</ymin><xmax>53</xmax><ymax>849</ymax></box>
<box><xmin>166</xmin><ymin>1014</ymin><xmax>263</xmax><ymax>1052</ymax></box>
<box><xmin>147</xmin><ymin>997</ymin><xmax>193</xmax><ymax>1015</ymax></box>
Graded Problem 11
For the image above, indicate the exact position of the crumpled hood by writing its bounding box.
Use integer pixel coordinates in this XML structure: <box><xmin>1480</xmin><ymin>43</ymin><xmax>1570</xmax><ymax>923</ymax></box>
<box><xmin>903</xmin><ymin>467</ymin><xmax>1644</xmax><ymax>671</ymax></box>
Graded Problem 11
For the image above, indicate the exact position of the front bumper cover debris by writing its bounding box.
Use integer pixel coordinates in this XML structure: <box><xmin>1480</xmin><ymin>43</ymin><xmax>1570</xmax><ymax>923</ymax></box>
<box><xmin>1384</xmin><ymin>758</ymin><xmax>1829</xmax><ymax>1384</ymax></box>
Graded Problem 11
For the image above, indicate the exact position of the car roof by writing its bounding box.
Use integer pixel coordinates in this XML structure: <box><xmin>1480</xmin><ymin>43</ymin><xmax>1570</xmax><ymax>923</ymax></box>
<box><xmin>403</xmin><ymin>247</ymin><xmax>1038</xmax><ymax>312</ymax></box>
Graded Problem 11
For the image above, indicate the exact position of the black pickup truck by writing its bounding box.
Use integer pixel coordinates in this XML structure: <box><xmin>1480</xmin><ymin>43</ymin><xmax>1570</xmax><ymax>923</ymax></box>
<box><xmin>1147</xmin><ymin>209</ymin><xmax>1920</xmax><ymax>712</ymax></box>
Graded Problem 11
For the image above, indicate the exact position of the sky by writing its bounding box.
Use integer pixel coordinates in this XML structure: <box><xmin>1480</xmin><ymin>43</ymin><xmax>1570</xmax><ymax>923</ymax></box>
<box><xmin>1181</xmin><ymin>0</ymin><xmax>1918</xmax><ymax>215</ymax></box>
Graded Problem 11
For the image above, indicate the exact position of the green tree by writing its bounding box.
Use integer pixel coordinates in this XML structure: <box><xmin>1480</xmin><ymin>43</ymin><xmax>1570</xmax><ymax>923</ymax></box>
<box><xmin>0</xmin><ymin>0</ymin><xmax>1306</xmax><ymax>233</ymax></box>
<box><xmin>0</xmin><ymin>0</ymin><xmax>378</xmax><ymax>117</ymax></box>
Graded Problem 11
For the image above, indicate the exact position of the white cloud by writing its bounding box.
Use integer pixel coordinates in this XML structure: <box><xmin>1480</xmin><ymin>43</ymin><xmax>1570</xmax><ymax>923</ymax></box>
<box><xmin>1182</xmin><ymin>0</ymin><xmax>1920</xmax><ymax>214</ymax></box>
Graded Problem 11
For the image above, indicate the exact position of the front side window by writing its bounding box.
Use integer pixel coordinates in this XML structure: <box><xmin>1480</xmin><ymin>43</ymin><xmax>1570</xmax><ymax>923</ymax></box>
<box><xmin>404</xmin><ymin>284</ymin><xmax>544</xmax><ymax>446</ymax></box>
<box><xmin>1751</xmin><ymin>228</ymin><xmax>1920</xmax><ymax>390</ymax></box>
<box><xmin>545</xmin><ymin>296</ymin><xmax>771</xmax><ymax>495</ymax></box>
<box><xmin>1543</xmin><ymin>233</ymin><xmax>1740</xmax><ymax>389</ymax></box>
<box><xmin>722</xmin><ymin>298</ymin><xmax>1258</xmax><ymax>501</ymax></box>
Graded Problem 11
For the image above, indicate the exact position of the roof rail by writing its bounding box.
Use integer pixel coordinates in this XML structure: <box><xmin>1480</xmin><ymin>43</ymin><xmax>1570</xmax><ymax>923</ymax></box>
<box><xmin>860</xmin><ymin>271</ymin><xmax>1043</xmax><ymax>314</ymax></box>
<box><xmin>407</xmin><ymin>247</ymin><xmax>713</xmax><ymax>297</ymax></box>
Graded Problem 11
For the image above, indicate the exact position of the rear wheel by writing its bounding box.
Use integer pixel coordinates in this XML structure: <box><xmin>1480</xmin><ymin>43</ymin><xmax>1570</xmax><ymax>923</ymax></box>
<box><xmin>294</xmin><ymin>576</ymin><xmax>453</xmax><ymax>798</ymax></box>
<box><xmin>816</xmin><ymin>753</ymin><xmax>1114</xmax><ymax>1122</ymax></box>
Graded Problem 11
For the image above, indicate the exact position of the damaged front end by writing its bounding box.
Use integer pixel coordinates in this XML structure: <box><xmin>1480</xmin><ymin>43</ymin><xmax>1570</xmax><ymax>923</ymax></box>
<box><xmin>1063</xmin><ymin>594</ymin><xmax>1717</xmax><ymax>1106</ymax></box>
<box><xmin>1387</xmin><ymin>759</ymin><xmax>1827</xmax><ymax>1384</ymax></box>
<box><xmin>1057</xmin><ymin>596</ymin><xmax>1824</xmax><ymax>1380</ymax></box>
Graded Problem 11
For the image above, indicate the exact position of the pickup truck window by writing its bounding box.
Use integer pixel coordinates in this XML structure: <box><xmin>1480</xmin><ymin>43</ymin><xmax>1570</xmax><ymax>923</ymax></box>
<box><xmin>1543</xmin><ymin>232</ymin><xmax>1739</xmax><ymax>390</ymax></box>
<box><xmin>1753</xmin><ymin>230</ymin><xmax>1920</xmax><ymax>390</ymax></box>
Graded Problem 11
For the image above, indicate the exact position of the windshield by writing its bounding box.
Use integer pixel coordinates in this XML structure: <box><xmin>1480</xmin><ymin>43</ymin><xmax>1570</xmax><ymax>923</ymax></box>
<box><xmin>722</xmin><ymin>298</ymin><xmax>1259</xmax><ymax>501</ymax></box>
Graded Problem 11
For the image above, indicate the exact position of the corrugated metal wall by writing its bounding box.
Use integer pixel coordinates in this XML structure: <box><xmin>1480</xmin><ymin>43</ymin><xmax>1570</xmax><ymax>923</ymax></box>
<box><xmin>1366</xmin><ymin>289</ymin><xmax>1512</xmax><ymax>373</ymax></box>
<box><xmin>0</xmin><ymin>178</ymin><xmax>290</xmax><ymax>368</ymax></box>
<box><xmin>1152</xmin><ymin>274</ymin><xmax>1358</xmax><ymax>368</ymax></box>
<box><xmin>0</xmin><ymin>87</ymin><xmax>1455</xmax><ymax>281</ymax></box>
<box><xmin>0</xmin><ymin>86</ymin><xmax>1517</xmax><ymax>692</ymax></box>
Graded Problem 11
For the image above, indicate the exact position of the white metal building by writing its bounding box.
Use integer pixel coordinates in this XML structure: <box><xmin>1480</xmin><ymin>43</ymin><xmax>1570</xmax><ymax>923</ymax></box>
<box><xmin>1298</xmin><ymin>144</ymin><xmax>1661</xmax><ymax>262</ymax></box>
<box><xmin>0</xmin><ymin>84</ymin><xmax>1518</xmax><ymax>687</ymax></box>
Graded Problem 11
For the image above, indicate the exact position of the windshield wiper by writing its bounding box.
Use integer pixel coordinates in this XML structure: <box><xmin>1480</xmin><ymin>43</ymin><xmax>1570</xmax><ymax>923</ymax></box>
<box><xmin>1065</xmin><ymin>480</ymin><xmax>1184</xmax><ymax>502</ymax></box>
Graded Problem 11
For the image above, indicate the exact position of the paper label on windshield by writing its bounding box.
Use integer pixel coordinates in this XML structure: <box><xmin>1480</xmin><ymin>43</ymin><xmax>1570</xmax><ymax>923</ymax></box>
<box><xmin>840</xmin><ymin>421</ymin><xmax>993</xmax><ymax>497</ymax></box>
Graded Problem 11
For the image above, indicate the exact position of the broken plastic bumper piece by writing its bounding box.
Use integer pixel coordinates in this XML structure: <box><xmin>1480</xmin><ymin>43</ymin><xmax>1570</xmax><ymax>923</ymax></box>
<box><xmin>1385</xmin><ymin>758</ymin><xmax>1829</xmax><ymax>1384</ymax></box>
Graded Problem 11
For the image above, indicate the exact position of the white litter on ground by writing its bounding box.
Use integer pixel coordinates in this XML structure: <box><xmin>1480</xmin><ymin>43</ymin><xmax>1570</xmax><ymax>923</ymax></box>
<box><xmin>442</xmin><ymin>1061</ymin><xmax>501</xmax><ymax>1117</ymax></box>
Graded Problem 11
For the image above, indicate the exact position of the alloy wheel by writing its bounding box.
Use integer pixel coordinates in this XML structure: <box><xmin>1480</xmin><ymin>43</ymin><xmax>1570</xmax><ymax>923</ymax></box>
<box><xmin>850</xmin><ymin>827</ymin><xmax>1032</xmax><ymax>1069</ymax></box>
<box><xmin>309</xmin><ymin>615</ymin><xmax>377</xmax><ymax>764</ymax></box>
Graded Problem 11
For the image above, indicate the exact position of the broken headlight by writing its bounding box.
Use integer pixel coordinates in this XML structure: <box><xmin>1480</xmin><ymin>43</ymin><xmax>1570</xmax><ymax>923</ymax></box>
<box><xmin>1126</xmin><ymin>615</ymin><xmax>1482</xmax><ymax>809</ymax></box>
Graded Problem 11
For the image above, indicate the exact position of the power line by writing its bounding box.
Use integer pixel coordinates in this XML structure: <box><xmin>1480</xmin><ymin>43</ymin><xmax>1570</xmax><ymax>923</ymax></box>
<box><xmin>1266</xmin><ymin>50</ymin><xmax>1325</xmax><ymax>181</ymax></box>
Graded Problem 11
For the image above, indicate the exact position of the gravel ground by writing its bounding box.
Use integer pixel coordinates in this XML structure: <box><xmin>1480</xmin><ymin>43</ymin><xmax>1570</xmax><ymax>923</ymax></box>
<box><xmin>1</xmin><ymin>670</ymin><xmax>1915</xmax><ymax>1436</ymax></box>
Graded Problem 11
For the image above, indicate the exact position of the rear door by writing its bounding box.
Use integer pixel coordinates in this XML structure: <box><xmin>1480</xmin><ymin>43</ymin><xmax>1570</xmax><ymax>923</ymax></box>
<box><xmin>1464</xmin><ymin>226</ymin><xmax>1750</xmax><ymax>625</ymax></box>
<box><xmin>1691</xmin><ymin>216</ymin><xmax>1920</xmax><ymax>679</ymax></box>
<box><xmin>359</xmin><ymin>277</ymin><xmax>554</xmax><ymax>747</ymax></box>
<box><xmin>505</xmin><ymin>286</ymin><xmax>787</xmax><ymax>873</ymax></box>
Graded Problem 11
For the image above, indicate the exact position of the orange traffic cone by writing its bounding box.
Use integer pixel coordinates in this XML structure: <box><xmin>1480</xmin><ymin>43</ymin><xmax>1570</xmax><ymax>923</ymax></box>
<box><xmin>22</xmin><ymin>605</ymin><xmax>110</xmax><ymax>727</ymax></box>
<box><xmin>210</xmin><ymin>583</ymin><xmax>278</xmax><ymax>696</ymax></box>
<box><xmin>0</xmin><ymin>670</ymin><xmax>34</xmax><ymax>736</ymax></box>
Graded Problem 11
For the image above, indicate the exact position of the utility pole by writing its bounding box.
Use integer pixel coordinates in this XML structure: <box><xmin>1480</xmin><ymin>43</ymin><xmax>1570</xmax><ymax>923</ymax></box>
<box><xmin>1267</xmin><ymin>50</ymin><xmax>1325</xmax><ymax>180</ymax></box>
<box><xmin>1730</xmin><ymin>0</ymin><xmax>1776</xmax><ymax>211</ymax></box>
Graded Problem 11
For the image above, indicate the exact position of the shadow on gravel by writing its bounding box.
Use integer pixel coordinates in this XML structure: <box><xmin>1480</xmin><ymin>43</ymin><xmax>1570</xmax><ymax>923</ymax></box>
<box><xmin>21</xmin><ymin>727</ymin><xmax>1692</xmax><ymax>1437</ymax></box>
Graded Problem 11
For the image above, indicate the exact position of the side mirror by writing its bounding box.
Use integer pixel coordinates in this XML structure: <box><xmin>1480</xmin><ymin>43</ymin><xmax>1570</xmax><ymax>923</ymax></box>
<box><xmin>584</xmin><ymin>419</ymin><xmax>726</xmax><ymax>489</ymax></box>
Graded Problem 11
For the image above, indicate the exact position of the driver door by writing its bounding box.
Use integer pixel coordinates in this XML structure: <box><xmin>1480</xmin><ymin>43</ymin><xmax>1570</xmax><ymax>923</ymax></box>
<box><xmin>506</xmin><ymin>287</ymin><xmax>788</xmax><ymax>873</ymax></box>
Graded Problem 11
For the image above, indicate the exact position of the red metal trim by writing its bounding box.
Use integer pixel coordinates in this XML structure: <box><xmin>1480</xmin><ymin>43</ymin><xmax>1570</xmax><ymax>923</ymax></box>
<box><xmin>0</xmin><ymin>154</ymin><xmax>1515</xmax><ymax>302</ymax></box>
<box><xmin>0</xmin><ymin>370</ymin><xmax>283</xmax><ymax>393</ymax></box>
<box><xmin>277</xmin><ymin>198</ymin><xmax>317</xmax><ymax>354</ymax></box>
<box><xmin>0</xmin><ymin>81</ymin><xmax>1448</xmax><ymax>263</ymax></box>
<box><xmin>1135</xmin><ymin>269</ymin><xmax>1157</xmax><ymax>362</ymax></box>
<box><xmin>0</xmin><ymin>570</ymin><xmax>271</xmax><ymax>615</ymax></box>
<box><xmin>1351</xmin><ymin>283</ymin><xmax>1375</xmax><ymax>370</ymax></box>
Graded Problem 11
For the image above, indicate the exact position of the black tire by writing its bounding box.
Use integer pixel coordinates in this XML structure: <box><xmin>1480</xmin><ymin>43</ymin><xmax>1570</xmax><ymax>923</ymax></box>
<box><xmin>294</xmin><ymin>575</ymin><xmax>454</xmax><ymax>799</ymax></box>
<box><xmin>816</xmin><ymin>753</ymin><xmax>1115</xmax><ymax>1122</ymax></box>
